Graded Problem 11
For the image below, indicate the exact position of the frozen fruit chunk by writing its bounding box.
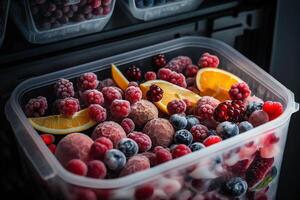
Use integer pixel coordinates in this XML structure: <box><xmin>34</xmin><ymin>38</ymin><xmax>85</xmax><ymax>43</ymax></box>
<box><xmin>129</xmin><ymin>100</ymin><xmax>158</xmax><ymax>127</ymax></box>
<box><xmin>119</xmin><ymin>155</ymin><xmax>150</xmax><ymax>177</ymax></box>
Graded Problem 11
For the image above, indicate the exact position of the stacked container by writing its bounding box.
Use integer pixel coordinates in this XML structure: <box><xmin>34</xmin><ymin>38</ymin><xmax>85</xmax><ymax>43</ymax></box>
<box><xmin>0</xmin><ymin>0</ymin><xmax>10</xmax><ymax>47</ymax></box>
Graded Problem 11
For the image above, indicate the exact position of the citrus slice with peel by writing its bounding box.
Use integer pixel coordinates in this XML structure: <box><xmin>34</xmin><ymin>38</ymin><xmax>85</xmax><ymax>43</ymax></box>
<box><xmin>140</xmin><ymin>80</ymin><xmax>201</xmax><ymax>114</ymax></box>
<box><xmin>28</xmin><ymin>108</ymin><xmax>97</xmax><ymax>134</ymax></box>
<box><xmin>196</xmin><ymin>68</ymin><xmax>242</xmax><ymax>102</ymax></box>
<box><xmin>111</xmin><ymin>64</ymin><xmax>129</xmax><ymax>91</ymax></box>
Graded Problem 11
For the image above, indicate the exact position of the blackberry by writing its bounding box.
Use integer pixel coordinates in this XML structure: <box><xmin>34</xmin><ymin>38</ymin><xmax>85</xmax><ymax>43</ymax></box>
<box><xmin>126</xmin><ymin>65</ymin><xmax>142</xmax><ymax>81</ymax></box>
<box><xmin>146</xmin><ymin>84</ymin><xmax>164</xmax><ymax>102</ymax></box>
<box><xmin>54</xmin><ymin>78</ymin><xmax>75</xmax><ymax>98</ymax></box>
<box><xmin>152</xmin><ymin>54</ymin><xmax>167</xmax><ymax>68</ymax></box>
<box><xmin>213</xmin><ymin>100</ymin><xmax>246</xmax><ymax>123</ymax></box>
<box><xmin>24</xmin><ymin>96</ymin><xmax>48</xmax><ymax>117</ymax></box>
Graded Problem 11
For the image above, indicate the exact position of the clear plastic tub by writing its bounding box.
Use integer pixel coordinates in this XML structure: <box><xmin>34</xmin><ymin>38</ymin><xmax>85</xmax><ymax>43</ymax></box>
<box><xmin>11</xmin><ymin>0</ymin><xmax>115</xmax><ymax>44</ymax></box>
<box><xmin>5</xmin><ymin>37</ymin><xmax>298</xmax><ymax>200</ymax></box>
<box><xmin>0</xmin><ymin>0</ymin><xmax>10</xmax><ymax>47</ymax></box>
<box><xmin>122</xmin><ymin>0</ymin><xmax>203</xmax><ymax>21</ymax></box>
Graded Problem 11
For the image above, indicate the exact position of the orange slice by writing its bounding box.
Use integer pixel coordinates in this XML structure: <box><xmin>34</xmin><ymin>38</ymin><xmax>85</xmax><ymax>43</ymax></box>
<box><xmin>196</xmin><ymin>68</ymin><xmax>242</xmax><ymax>102</ymax></box>
<box><xmin>140</xmin><ymin>80</ymin><xmax>201</xmax><ymax>114</ymax></box>
<box><xmin>28</xmin><ymin>108</ymin><xmax>97</xmax><ymax>134</ymax></box>
<box><xmin>111</xmin><ymin>64</ymin><xmax>129</xmax><ymax>91</ymax></box>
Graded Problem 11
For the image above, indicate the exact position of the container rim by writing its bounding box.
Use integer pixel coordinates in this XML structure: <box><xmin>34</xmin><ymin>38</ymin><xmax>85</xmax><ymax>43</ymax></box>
<box><xmin>132</xmin><ymin>0</ymin><xmax>192</xmax><ymax>11</ymax></box>
<box><xmin>6</xmin><ymin>36</ymin><xmax>298</xmax><ymax>189</ymax></box>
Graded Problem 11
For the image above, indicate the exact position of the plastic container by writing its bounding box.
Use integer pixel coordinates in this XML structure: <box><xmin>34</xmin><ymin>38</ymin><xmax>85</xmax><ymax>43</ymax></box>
<box><xmin>5</xmin><ymin>36</ymin><xmax>298</xmax><ymax>200</ymax></box>
<box><xmin>122</xmin><ymin>0</ymin><xmax>203</xmax><ymax>21</ymax></box>
<box><xmin>11</xmin><ymin>0</ymin><xmax>116</xmax><ymax>44</ymax></box>
<box><xmin>0</xmin><ymin>0</ymin><xmax>10</xmax><ymax>47</ymax></box>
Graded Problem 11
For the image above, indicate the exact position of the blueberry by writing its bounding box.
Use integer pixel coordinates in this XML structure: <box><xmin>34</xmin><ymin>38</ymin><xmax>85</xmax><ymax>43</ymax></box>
<box><xmin>135</xmin><ymin>0</ymin><xmax>144</xmax><ymax>8</ymax></box>
<box><xmin>174</xmin><ymin>129</ymin><xmax>193</xmax><ymax>145</ymax></box>
<box><xmin>104</xmin><ymin>149</ymin><xmax>126</xmax><ymax>171</ymax></box>
<box><xmin>216</xmin><ymin>121</ymin><xmax>239</xmax><ymax>139</ymax></box>
<box><xmin>170</xmin><ymin>114</ymin><xmax>187</xmax><ymax>130</ymax></box>
<box><xmin>185</xmin><ymin>115</ymin><xmax>200</xmax><ymax>130</ymax></box>
<box><xmin>238</xmin><ymin>121</ymin><xmax>253</xmax><ymax>133</ymax></box>
<box><xmin>208</xmin><ymin>129</ymin><xmax>217</xmax><ymax>136</ymax></box>
<box><xmin>144</xmin><ymin>0</ymin><xmax>155</xmax><ymax>7</ymax></box>
<box><xmin>117</xmin><ymin>138</ymin><xmax>139</xmax><ymax>158</ymax></box>
<box><xmin>189</xmin><ymin>142</ymin><xmax>205</xmax><ymax>152</ymax></box>
<box><xmin>223</xmin><ymin>177</ymin><xmax>248</xmax><ymax>197</ymax></box>
<box><xmin>246</xmin><ymin>102</ymin><xmax>263</xmax><ymax>116</ymax></box>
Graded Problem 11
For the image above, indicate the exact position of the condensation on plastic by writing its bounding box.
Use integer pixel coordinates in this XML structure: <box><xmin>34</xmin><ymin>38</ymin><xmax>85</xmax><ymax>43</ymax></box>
<box><xmin>0</xmin><ymin>0</ymin><xmax>10</xmax><ymax>47</ymax></box>
<box><xmin>5</xmin><ymin>37</ymin><xmax>299</xmax><ymax>199</ymax></box>
<box><xmin>122</xmin><ymin>0</ymin><xmax>203</xmax><ymax>21</ymax></box>
<box><xmin>11</xmin><ymin>0</ymin><xmax>115</xmax><ymax>44</ymax></box>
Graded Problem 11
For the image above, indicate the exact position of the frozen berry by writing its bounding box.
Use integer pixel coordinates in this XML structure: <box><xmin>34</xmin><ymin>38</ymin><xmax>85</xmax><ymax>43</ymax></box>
<box><xmin>203</xmin><ymin>135</ymin><xmax>222</xmax><ymax>147</ymax></box>
<box><xmin>185</xmin><ymin>64</ymin><xmax>199</xmax><ymax>77</ymax></box>
<box><xmin>102</xmin><ymin>0</ymin><xmax>112</xmax><ymax>6</ymax></box>
<box><xmin>90</xmin><ymin>0</ymin><xmax>101</xmax><ymax>8</ymax></box>
<box><xmin>169</xmin><ymin>114</ymin><xmax>187</xmax><ymax>130</ymax></box>
<box><xmin>88</xmin><ymin>104</ymin><xmax>107</xmax><ymax>123</ymax></box>
<box><xmin>104</xmin><ymin>149</ymin><xmax>126</xmax><ymax>171</ymax></box>
<box><xmin>135</xmin><ymin>185</ymin><xmax>154</xmax><ymax>200</ymax></box>
<box><xmin>117</xmin><ymin>138</ymin><xmax>139</xmax><ymax>158</ymax></box>
<box><xmin>229</xmin><ymin>82</ymin><xmax>251</xmax><ymax>101</ymax></box>
<box><xmin>238</xmin><ymin>121</ymin><xmax>253</xmax><ymax>133</ymax></box>
<box><xmin>89</xmin><ymin>137</ymin><xmax>113</xmax><ymax>160</ymax></box>
<box><xmin>166</xmin><ymin>56</ymin><xmax>192</xmax><ymax>73</ymax></box>
<box><xmin>169</xmin><ymin>71</ymin><xmax>187</xmax><ymax>88</ymax></box>
<box><xmin>190</xmin><ymin>124</ymin><xmax>209</xmax><ymax>142</ymax></box>
<box><xmin>172</xmin><ymin>144</ymin><xmax>191</xmax><ymax>158</ymax></box>
<box><xmin>157</xmin><ymin>68</ymin><xmax>172</xmax><ymax>80</ymax></box>
<box><xmin>24</xmin><ymin>96</ymin><xmax>48</xmax><ymax>117</ymax></box>
<box><xmin>198</xmin><ymin>52</ymin><xmax>219</xmax><ymax>68</ymax></box>
<box><xmin>121</xmin><ymin>118</ymin><xmax>135</xmax><ymax>134</ymax></box>
<box><xmin>262</xmin><ymin>101</ymin><xmax>283</xmax><ymax>120</ymax></box>
<box><xmin>72</xmin><ymin>188</ymin><xmax>97</xmax><ymax>200</ymax></box>
<box><xmin>185</xmin><ymin>115</ymin><xmax>200</xmax><ymax>130</ymax></box>
<box><xmin>248</xmin><ymin>110</ymin><xmax>269</xmax><ymax>127</ymax></box>
<box><xmin>77</xmin><ymin>72</ymin><xmax>99</xmax><ymax>91</ymax></box>
<box><xmin>189</xmin><ymin>142</ymin><xmax>205</xmax><ymax>152</ymax></box>
<box><xmin>119</xmin><ymin>155</ymin><xmax>150</xmax><ymax>177</ymax></box>
<box><xmin>144</xmin><ymin>71</ymin><xmax>157</xmax><ymax>81</ymax></box>
<box><xmin>110</xmin><ymin>99</ymin><xmax>131</xmax><ymax>118</ymax></box>
<box><xmin>81</xmin><ymin>89</ymin><xmax>104</xmax><ymax>106</ymax></box>
<box><xmin>213</xmin><ymin>100</ymin><xmax>245</xmax><ymax>122</ymax></box>
<box><xmin>152</xmin><ymin>54</ymin><xmax>167</xmax><ymax>68</ymax></box>
<box><xmin>57</xmin><ymin>97</ymin><xmax>80</xmax><ymax>116</ymax></box>
<box><xmin>216</xmin><ymin>121</ymin><xmax>239</xmax><ymax>139</ymax></box>
<box><xmin>167</xmin><ymin>99</ymin><xmax>186</xmax><ymax>115</ymax></box>
<box><xmin>223</xmin><ymin>177</ymin><xmax>248</xmax><ymax>197</ymax></box>
<box><xmin>48</xmin><ymin>144</ymin><xmax>56</xmax><ymax>154</ymax></box>
<box><xmin>174</xmin><ymin>129</ymin><xmax>193</xmax><ymax>145</ymax></box>
<box><xmin>102</xmin><ymin>86</ymin><xmax>122</xmax><ymax>105</ymax></box>
<box><xmin>87</xmin><ymin>160</ymin><xmax>107</xmax><ymax>179</ymax></box>
<box><xmin>197</xmin><ymin>96</ymin><xmax>220</xmax><ymax>108</ymax></box>
<box><xmin>155</xmin><ymin>147</ymin><xmax>172</xmax><ymax>165</ymax></box>
<box><xmin>194</xmin><ymin>104</ymin><xmax>215</xmax><ymax>121</ymax></box>
<box><xmin>40</xmin><ymin>134</ymin><xmax>55</xmax><ymax>145</ymax></box>
<box><xmin>125</xmin><ymin>86</ymin><xmax>142</xmax><ymax>104</ymax></box>
<box><xmin>128</xmin><ymin>132</ymin><xmax>152</xmax><ymax>152</ymax></box>
<box><xmin>126</xmin><ymin>65</ymin><xmax>142</xmax><ymax>81</ymax></box>
<box><xmin>146</xmin><ymin>84</ymin><xmax>164</xmax><ymax>102</ymax></box>
<box><xmin>102</xmin><ymin>5</ymin><xmax>111</xmax><ymax>14</ymax></box>
<box><xmin>186</xmin><ymin>77</ymin><xmax>196</xmax><ymax>87</ymax></box>
<box><xmin>66</xmin><ymin>159</ymin><xmax>87</xmax><ymax>176</ymax></box>
<box><xmin>128</xmin><ymin>81</ymin><xmax>139</xmax><ymax>87</ymax></box>
<box><xmin>54</xmin><ymin>78</ymin><xmax>75</xmax><ymax>98</ymax></box>
<box><xmin>98</xmin><ymin>78</ymin><xmax>116</xmax><ymax>91</ymax></box>
<box><xmin>246</xmin><ymin>101</ymin><xmax>263</xmax><ymax>117</ymax></box>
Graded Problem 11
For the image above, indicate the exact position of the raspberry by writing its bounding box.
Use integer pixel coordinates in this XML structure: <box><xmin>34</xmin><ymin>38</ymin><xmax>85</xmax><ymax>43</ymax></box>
<box><xmin>66</xmin><ymin>159</ymin><xmax>87</xmax><ymax>176</ymax></box>
<box><xmin>88</xmin><ymin>104</ymin><xmax>107</xmax><ymax>123</ymax></box>
<box><xmin>110</xmin><ymin>99</ymin><xmax>131</xmax><ymax>118</ymax></box>
<box><xmin>185</xmin><ymin>64</ymin><xmax>199</xmax><ymax>77</ymax></box>
<box><xmin>229</xmin><ymin>82</ymin><xmax>251</xmax><ymax>101</ymax></box>
<box><xmin>81</xmin><ymin>89</ymin><xmax>104</xmax><ymax>106</ymax></box>
<box><xmin>171</xmin><ymin>144</ymin><xmax>191</xmax><ymax>158</ymax></box>
<box><xmin>135</xmin><ymin>185</ymin><xmax>154</xmax><ymax>200</ymax></box>
<box><xmin>152</xmin><ymin>54</ymin><xmax>167</xmax><ymax>68</ymax></box>
<box><xmin>24</xmin><ymin>96</ymin><xmax>48</xmax><ymax>117</ymax></box>
<box><xmin>128</xmin><ymin>81</ymin><xmax>139</xmax><ymax>87</ymax></box>
<box><xmin>190</xmin><ymin>124</ymin><xmax>209</xmax><ymax>142</ymax></box>
<box><xmin>126</xmin><ymin>65</ymin><xmax>142</xmax><ymax>81</ymax></box>
<box><xmin>141</xmin><ymin>152</ymin><xmax>156</xmax><ymax>166</ymax></box>
<box><xmin>146</xmin><ymin>84</ymin><xmax>164</xmax><ymax>102</ymax></box>
<box><xmin>48</xmin><ymin>144</ymin><xmax>56</xmax><ymax>154</ymax></box>
<box><xmin>89</xmin><ymin>137</ymin><xmax>113</xmax><ymax>160</ymax></box>
<box><xmin>128</xmin><ymin>131</ymin><xmax>152</xmax><ymax>152</ymax></box>
<box><xmin>98</xmin><ymin>78</ymin><xmax>116</xmax><ymax>91</ymax></box>
<box><xmin>90</xmin><ymin>0</ymin><xmax>101</xmax><ymax>8</ymax></box>
<box><xmin>167</xmin><ymin>99</ymin><xmax>186</xmax><ymax>115</ymax></box>
<box><xmin>166</xmin><ymin>56</ymin><xmax>192</xmax><ymax>73</ymax></box>
<box><xmin>168</xmin><ymin>71</ymin><xmax>187</xmax><ymax>88</ymax></box>
<box><xmin>196</xmin><ymin>96</ymin><xmax>220</xmax><ymax>108</ymax></box>
<box><xmin>262</xmin><ymin>101</ymin><xmax>283</xmax><ymax>120</ymax></box>
<box><xmin>155</xmin><ymin>147</ymin><xmax>172</xmax><ymax>164</ymax></box>
<box><xmin>40</xmin><ymin>134</ymin><xmax>55</xmax><ymax>145</ymax></box>
<box><xmin>157</xmin><ymin>68</ymin><xmax>172</xmax><ymax>80</ymax></box>
<box><xmin>87</xmin><ymin>160</ymin><xmax>107</xmax><ymax>179</ymax></box>
<box><xmin>77</xmin><ymin>72</ymin><xmax>99</xmax><ymax>91</ymax></box>
<box><xmin>125</xmin><ymin>86</ymin><xmax>142</xmax><ymax>104</ymax></box>
<box><xmin>54</xmin><ymin>78</ymin><xmax>75</xmax><ymax>98</ymax></box>
<box><xmin>57</xmin><ymin>97</ymin><xmax>80</xmax><ymax>117</ymax></box>
<box><xmin>213</xmin><ymin>100</ymin><xmax>245</xmax><ymax>122</ymax></box>
<box><xmin>203</xmin><ymin>135</ymin><xmax>222</xmax><ymax>147</ymax></box>
<box><xmin>102</xmin><ymin>86</ymin><xmax>122</xmax><ymax>105</ymax></box>
<box><xmin>198</xmin><ymin>52</ymin><xmax>220</xmax><ymax>68</ymax></box>
<box><xmin>121</xmin><ymin>118</ymin><xmax>135</xmax><ymax>134</ymax></box>
<box><xmin>144</xmin><ymin>71</ymin><xmax>157</xmax><ymax>81</ymax></box>
<box><xmin>194</xmin><ymin>104</ymin><xmax>215</xmax><ymax>121</ymax></box>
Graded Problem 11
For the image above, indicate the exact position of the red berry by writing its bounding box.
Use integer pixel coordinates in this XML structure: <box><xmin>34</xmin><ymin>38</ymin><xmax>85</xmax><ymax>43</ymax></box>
<box><xmin>262</xmin><ymin>101</ymin><xmax>283</xmax><ymax>120</ymax></box>
<box><xmin>229</xmin><ymin>82</ymin><xmax>251</xmax><ymax>101</ymax></box>
<box><xmin>128</xmin><ymin>132</ymin><xmax>152</xmax><ymax>152</ymax></box>
<box><xmin>88</xmin><ymin>104</ymin><xmax>107</xmax><ymax>123</ymax></box>
<box><xmin>125</xmin><ymin>86</ymin><xmax>142</xmax><ymax>104</ymax></box>
<box><xmin>168</xmin><ymin>71</ymin><xmax>187</xmax><ymax>88</ymax></box>
<box><xmin>66</xmin><ymin>159</ymin><xmax>88</xmax><ymax>176</ymax></box>
<box><xmin>98</xmin><ymin>78</ymin><xmax>116</xmax><ymax>91</ymax></box>
<box><xmin>135</xmin><ymin>185</ymin><xmax>154</xmax><ymax>200</ymax></box>
<box><xmin>40</xmin><ymin>134</ymin><xmax>55</xmax><ymax>145</ymax></box>
<box><xmin>213</xmin><ymin>100</ymin><xmax>245</xmax><ymax>122</ymax></box>
<box><xmin>146</xmin><ymin>84</ymin><xmax>164</xmax><ymax>102</ymax></box>
<box><xmin>102</xmin><ymin>86</ymin><xmax>122</xmax><ymax>105</ymax></box>
<box><xmin>144</xmin><ymin>71</ymin><xmax>157</xmax><ymax>81</ymax></box>
<box><xmin>54</xmin><ymin>78</ymin><xmax>75</xmax><ymax>98</ymax></box>
<box><xmin>87</xmin><ymin>160</ymin><xmax>107</xmax><ymax>179</ymax></box>
<box><xmin>167</xmin><ymin>99</ymin><xmax>186</xmax><ymax>115</ymax></box>
<box><xmin>102</xmin><ymin>5</ymin><xmax>111</xmax><ymax>15</ymax></box>
<box><xmin>89</xmin><ymin>137</ymin><xmax>113</xmax><ymax>160</ymax></box>
<box><xmin>171</xmin><ymin>144</ymin><xmax>191</xmax><ymax>158</ymax></box>
<box><xmin>48</xmin><ymin>144</ymin><xmax>56</xmax><ymax>154</ymax></box>
<box><xmin>198</xmin><ymin>52</ymin><xmax>219</xmax><ymax>68</ymax></box>
<box><xmin>166</xmin><ymin>56</ymin><xmax>192</xmax><ymax>73</ymax></box>
<box><xmin>95</xmin><ymin>137</ymin><xmax>113</xmax><ymax>149</ymax></box>
<box><xmin>128</xmin><ymin>81</ymin><xmax>139</xmax><ymax>87</ymax></box>
<box><xmin>186</xmin><ymin>77</ymin><xmax>196</xmax><ymax>87</ymax></box>
<box><xmin>57</xmin><ymin>97</ymin><xmax>80</xmax><ymax>117</ymax></box>
<box><xmin>248</xmin><ymin>110</ymin><xmax>269</xmax><ymax>127</ymax></box>
<box><xmin>24</xmin><ymin>96</ymin><xmax>48</xmax><ymax>117</ymax></box>
<box><xmin>121</xmin><ymin>118</ymin><xmax>135</xmax><ymax>134</ymax></box>
<box><xmin>194</xmin><ymin>104</ymin><xmax>215</xmax><ymax>121</ymax></box>
<box><xmin>90</xmin><ymin>0</ymin><xmax>101</xmax><ymax>8</ymax></box>
<box><xmin>197</xmin><ymin>96</ymin><xmax>220</xmax><ymax>108</ymax></box>
<box><xmin>155</xmin><ymin>147</ymin><xmax>172</xmax><ymax>164</ymax></box>
<box><xmin>203</xmin><ymin>135</ymin><xmax>222</xmax><ymax>147</ymax></box>
<box><xmin>81</xmin><ymin>89</ymin><xmax>104</xmax><ymax>106</ymax></box>
<box><xmin>110</xmin><ymin>99</ymin><xmax>131</xmax><ymax>118</ymax></box>
<box><xmin>185</xmin><ymin>64</ymin><xmax>199</xmax><ymax>77</ymax></box>
<box><xmin>73</xmin><ymin>188</ymin><xmax>97</xmax><ymax>200</ymax></box>
<box><xmin>126</xmin><ymin>65</ymin><xmax>142</xmax><ymax>81</ymax></box>
<box><xmin>157</xmin><ymin>68</ymin><xmax>172</xmax><ymax>80</ymax></box>
<box><xmin>190</xmin><ymin>124</ymin><xmax>209</xmax><ymax>142</ymax></box>
<box><xmin>152</xmin><ymin>54</ymin><xmax>167</xmax><ymax>68</ymax></box>
<box><xmin>77</xmin><ymin>72</ymin><xmax>99</xmax><ymax>91</ymax></box>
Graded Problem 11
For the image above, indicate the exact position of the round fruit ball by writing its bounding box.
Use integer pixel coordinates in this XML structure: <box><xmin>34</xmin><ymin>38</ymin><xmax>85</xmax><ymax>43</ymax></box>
<box><xmin>174</xmin><ymin>129</ymin><xmax>193</xmax><ymax>146</ymax></box>
<box><xmin>143</xmin><ymin>118</ymin><xmax>175</xmax><ymax>147</ymax></box>
<box><xmin>248</xmin><ymin>110</ymin><xmax>269</xmax><ymax>127</ymax></box>
<box><xmin>238</xmin><ymin>121</ymin><xmax>253</xmax><ymax>133</ymax></box>
<box><xmin>216</xmin><ymin>121</ymin><xmax>239</xmax><ymax>139</ymax></box>
<box><xmin>129</xmin><ymin>100</ymin><xmax>159</xmax><ymax>128</ymax></box>
<box><xmin>55</xmin><ymin>133</ymin><xmax>93</xmax><ymax>167</ymax></box>
<box><xmin>169</xmin><ymin>114</ymin><xmax>187</xmax><ymax>130</ymax></box>
<box><xmin>223</xmin><ymin>177</ymin><xmax>248</xmax><ymax>197</ymax></box>
<box><xmin>86</xmin><ymin>160</ymin><xmax>107</xmax><ymax>179</ymax></box>
<box><xmin>128</xmin><ymin>132</ymin><xmax>152</xmax><ymax>152</ymax></box>
<box><xmin>119</xmin><ymin>155</ymin><xmax>150</xmax><ymax>177</ymax></box>
<box><xmin>185</xmin><ymin>115</ymin><xmax>200</xmax><ymax>130</ymax></box>
<box><xmin>189</xmin><ymin>142</ymin><xmax>205</xmax><ymax>152</ymax></box>
<box><xmin>117</xmin><ymin>138</ymin><xmax>139</xmax><ymax>158</ymax></box>
<box><xmin>66</xmin><ymin>159</ymin><xmax>88</xmax><ymax>176</ymax></box>
<box><xmin>104</xmin><ymin>149</ymin><xmax>126</xmax><ymax>171</ymax></box>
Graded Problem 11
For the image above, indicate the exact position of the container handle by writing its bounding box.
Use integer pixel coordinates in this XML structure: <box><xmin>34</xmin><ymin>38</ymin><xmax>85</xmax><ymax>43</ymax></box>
<box><xmin>293</xmin><ymin>102</ymin><xmax>299</xmax><ymax>113</ymax></box>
